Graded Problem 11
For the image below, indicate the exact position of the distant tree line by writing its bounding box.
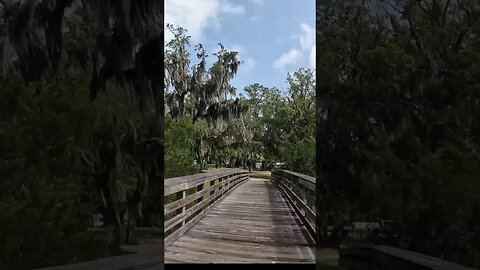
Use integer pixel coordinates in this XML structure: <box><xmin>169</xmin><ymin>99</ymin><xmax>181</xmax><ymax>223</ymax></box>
<box><xmin>164</xmin><ymin>25</ymin><xmax>315</xmax><ymax>178</ymax></box>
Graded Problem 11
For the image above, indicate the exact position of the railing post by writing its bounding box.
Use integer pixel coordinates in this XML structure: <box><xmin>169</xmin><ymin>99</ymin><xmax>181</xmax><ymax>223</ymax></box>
<box><xmin>223</xmin><ymin>175</ymin><xmax>229</xmax><ymax>195</ymax></box>
<box><xmin>219</xmin><ymin>177</ymin><xmax>223</xmax><ymax>193</ymax></box>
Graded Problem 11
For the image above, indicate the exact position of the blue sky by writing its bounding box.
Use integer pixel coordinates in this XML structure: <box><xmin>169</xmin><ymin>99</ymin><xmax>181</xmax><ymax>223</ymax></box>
<box><xmin>165</xmin><ymin>0</ymin><xmax>315</xmax><ymax>95</ymax></box>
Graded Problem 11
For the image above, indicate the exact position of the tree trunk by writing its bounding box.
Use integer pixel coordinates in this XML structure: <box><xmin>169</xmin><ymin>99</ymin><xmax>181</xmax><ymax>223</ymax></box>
<box><xmin>125</xmin><ymin>215</ymin><xmax>135</xmax><ymax>244</ymax></box>
<box><xmin>113</xmin><ymin>215</ymin><xmax>124</xmax><ymax>246</ymax></box>
<box><xmin>196</xmin><ymin>138</ymin><xmax>203</xmax><ymax>172</ymax></box>
<box><xmin>104</xmin><ymin>172</ymin><xmax>125</xmax><ymax>247</ymax></box>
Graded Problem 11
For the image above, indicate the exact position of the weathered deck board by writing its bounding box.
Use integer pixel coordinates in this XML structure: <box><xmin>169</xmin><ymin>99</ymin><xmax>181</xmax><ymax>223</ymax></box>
<box><xmin>164</xmin><ymin>178</ymin><xmax>316</xmax><ymax>263</ymax></box>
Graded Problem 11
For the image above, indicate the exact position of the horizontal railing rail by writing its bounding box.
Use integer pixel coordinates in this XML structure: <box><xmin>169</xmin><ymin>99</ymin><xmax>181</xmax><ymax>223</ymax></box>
<box><xmin>164</xmin><ymin>169</ymin><xmax>249</xmax><ymax>246</ymax></box>
<box><xmin>271</xmin><ymin>169</ymin><xmax>316</xmax><ymax>242</ymax></box>
<box><xmin>339</xmin><ymin>245</ymin><xmax>476</xmax><ymax>270</ymax></box>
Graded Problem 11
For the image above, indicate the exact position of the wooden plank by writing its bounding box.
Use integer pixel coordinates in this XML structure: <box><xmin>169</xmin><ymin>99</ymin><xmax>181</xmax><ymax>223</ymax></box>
<box><xmin>271</xmin><ymin>170</ymin><xmax>317</xmax><ymax>241</ymax></box>
<box><xmin>272</xmin><ymin>169</ymin><xmax>316</xmax><ymax>191</ymax></box>
<box><xmin>164</xmin><ymin>177</ymin><xmax>248</xmax><ymax>246</ymax></box>
<box><xmin>165</xmin><ymin>246</ymin><xmax>313</xmax><ymax>264</ymax></box>
<box><xmin>165</xmin><ymin>188</ymin><xmax>218</xmax><ymax>231</ymax></box>
<box><xmin>171</xmin><ymin>238</ymin><xmax>315</xmax><ymax>260</ymax></box>
<box><xmin>164</xmin><ymin>174</ymin><xmax>242</xmax><ymax>215</ymax></box>
<box><xmin>164</xmin><ymin>176</ymin><xmax>246</xmax><ymax>231</ymax></box>
<box><xmin>164</xmin><ymin>175</ymin><xmax>247</xmax><ymax>231</ymax></box>
<box><xmin>165</xmin><ymin>170</ymin><xmax>247</xmax><ymax>196</ymax></box>
<box><xmin>197</xmin><ymin>215</ymin><xmax>305</xmax><ymax>227</ymax></box>
<box><xmin>192</xmin><ymin>224</ymin><xmax>311</xmax><ymax>235</ymax></box>
<box><xmin>275</xmin><ymin>178</ymin><xmax>316</xmax><ymax>221</ymax></box>
<box><xmin>275</xmin><ymin>179</ymin><xmax>316</xmax><ymax>241</ymax></box>
<box><xmin>165</xmin><ymin>178</ymin><xmax>316</xmax><ymax>263</ymax></box>
<box><xmin>186</xmin><ymin>229</ymin><xmax>312</xmax><ymax>246</ymax></box>
<box><xmin>164</xmin><ymin>177</ymin><xmax>248</xmax><ymax>245</ymax></box>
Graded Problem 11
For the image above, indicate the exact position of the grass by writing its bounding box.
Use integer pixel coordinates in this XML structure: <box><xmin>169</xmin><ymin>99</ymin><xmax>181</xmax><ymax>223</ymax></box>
<box><xmin>249</xmin><ymin>170</ymin><xmax>272</xmax><ymax>180</ymax></box>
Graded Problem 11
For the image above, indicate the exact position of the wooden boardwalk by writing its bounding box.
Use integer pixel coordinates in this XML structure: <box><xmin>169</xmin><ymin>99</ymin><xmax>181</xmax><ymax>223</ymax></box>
<box><xmin>164</xmin><ymin>178</ymin><xmax>316</xmax><ymax>263</ymax></box>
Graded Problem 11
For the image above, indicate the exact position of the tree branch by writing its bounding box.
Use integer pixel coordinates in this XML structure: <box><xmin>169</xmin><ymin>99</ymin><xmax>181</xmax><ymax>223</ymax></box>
<box><xmin>441</xmin><ymin>0</ymin><xmax>451</xmax><ymax>25</ymax></box>
<box><xmin>404</xmin><ymin>9</ymin><xmax>424</xmax><ymax>53</ymax></box>
<box><xmin>417</xmin><ymin>0</ymin><xmax>441</xmax><ymax>25</ymax></box>
<box><xmin>451</xmin><ymin>27</ymin><xmax>469</xmax><ymax>54</ymax></box>
<box><xmin>379</xmin><ymin>0</ymin><xmax>402</xmax><ymax>15</ymax></box>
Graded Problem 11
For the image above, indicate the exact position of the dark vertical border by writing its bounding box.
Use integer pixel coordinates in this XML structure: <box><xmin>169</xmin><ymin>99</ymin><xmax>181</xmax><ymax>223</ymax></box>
<box><xmin>160</xmin><ymin>0</ymin><xmax>165</xmax><ymax>266</ymax></box>
<box><xmin>315</xmin><ymin>0</ymin><xmax>322</xmax><ymax>266</ymax></box>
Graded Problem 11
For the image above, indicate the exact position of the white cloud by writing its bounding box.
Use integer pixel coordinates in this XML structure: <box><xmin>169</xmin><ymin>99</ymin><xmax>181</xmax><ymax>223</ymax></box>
<box><xmin>273</xmin><ymin>22</ymin><xmax>315</xmax><ymax>71</ymax></box>
<box><xmin>251</xmin><ymin>0</ymin><xmax>265</xmax><ymax>6</ymax></box>
<box><xmin>221</xmin><ymin>2</ymin><xmax>246</xmax><ymax>15</ymax></box>
<box><xmin>309</xmin><ymin>45</ymin><xmax>316</xmax><ymax>70</ymax></box>
<box><xmin>249</xmin><ymin>16</ymin><xmax>261</xmax><ymax>22</ymax></box>
<box><xmin>299</xmin><ymin>23</ymin><xmax>315</xmax><ymax>51</ymax></box>
<box><xmin>273</xmin><ymin>49</ymin><xmax>302</xmax><ymax>70</ymax></box>
<box><xmin>165</xmin><ymin>0</ymin><xmax>245</xmax><ymax>43</ymax></box>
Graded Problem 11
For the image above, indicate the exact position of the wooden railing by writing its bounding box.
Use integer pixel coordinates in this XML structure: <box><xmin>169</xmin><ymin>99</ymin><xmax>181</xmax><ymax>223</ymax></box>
<box><xmin>271</xmin><ymin>169</ymin><xmax>316</xmax><ymax>241</ymax></box>
<box><xmin>164</xmin><ymin>169</ymin><xmax>249</xmax><ymax>246</ymax></box>
<box><xmin>339</xmin><ymin>245</ymin><xmax>476</xmax><ymax>270</ymax></box>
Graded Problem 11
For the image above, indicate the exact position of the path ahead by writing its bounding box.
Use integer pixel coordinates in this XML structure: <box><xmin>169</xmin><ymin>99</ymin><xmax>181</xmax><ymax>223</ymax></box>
<box><xmin>164</xmin><ymin>178</ymin><xmax>316</xmax><ymax>263</ymax></box>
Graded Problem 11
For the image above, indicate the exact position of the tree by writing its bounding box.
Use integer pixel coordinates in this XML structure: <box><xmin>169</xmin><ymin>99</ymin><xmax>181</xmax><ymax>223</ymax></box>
<box><xmin>0</xmin><ymin>0</ymin><xmax>164</xmax><ymax>260</ymax></box>
<box><xmin>164</xmin><ymin>25</ymin><xmax>249</xmax><ymax>173</ymax></box>
<box><xmin>0</xmin><ymin>73</ymin><xmax>113</xmax><ymax>269</ymax></box>
<box><xmin>317</xmin><ymin>0</ymin><xmax>480</xmax><ymax>267</ymax></box>
<box><xmin>164</xmin><ymin>115</ymin><xmax>205</xmax><ymax>178</ymax></box>
<box><xmin>165</xmin><ymin>24</ymin><xmax>247</xmax><ymax>124</ymax></box>
<box><xmin>245</xmin><ymin>69</ymin><xmax>315</xmax><ymax>174</ymax></box>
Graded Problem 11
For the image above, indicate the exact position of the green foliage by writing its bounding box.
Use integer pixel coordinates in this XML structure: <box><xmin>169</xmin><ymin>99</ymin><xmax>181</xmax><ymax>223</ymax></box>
<box><xmin>0</xmin><ymin>76</ymin><xmax>101</xmax><ymax>269</ymax></box>
<box><xmin>165</xmin><ymin>115</ymin><xmax>206</xmax><ymax>178</ymax></box>
<box><xmin>243</xmin><ymin>69</ymin><xmax>316</xmax><ymax>175</ymax></box>
<box><xmin>280</xmin><ymin>137</ymin><xmax>316</xmax><ymax>176</ymax></box>
<box><xmin>165</xmin><ymin>25</ymin><xmax>246</xmax><ymax>124</ymax></box>
<box><xmin>164</xmin><ymin>26</ymin><xmax>315</xmax><ymax>176</ymax></box>
<box><xmin>317</xmin><ymin>0</ymin><xmax>480</xmax><ymax>267</ymax></box>
<box><xmin>0</xmin><ymin>70</ymin><xmax>149</xmax><ymax>268</ymax></box>
<box><xmin>0</xmin><ymin>1</ymin><xmax>164</xmax><ymax>269</ymax></box>
<box><xmin>164</xmin><ymin>25</ymin><xmax>251</xmax><ymax>174</ymax></box>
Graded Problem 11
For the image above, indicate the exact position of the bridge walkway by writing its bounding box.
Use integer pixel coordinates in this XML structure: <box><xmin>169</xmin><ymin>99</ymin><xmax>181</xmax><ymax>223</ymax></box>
<box><xmin>164</xmin><ymin>177</ymin><xmax>316</xmax><ymax>263</ymax></box>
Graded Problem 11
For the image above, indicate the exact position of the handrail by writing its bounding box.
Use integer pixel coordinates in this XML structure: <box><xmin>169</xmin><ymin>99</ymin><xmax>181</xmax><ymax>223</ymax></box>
<box><xmin>271</xmin><ymin>169</ymin><xmax>316</xmax><ymax>242</ymax></box>
<box><xmin>339</xmin><ymin>245</ymin><xmax>476</xmax><ymax>270</ymax></box>
<box><xmin>164</xmin><ymin>169</ymin><xmax>249</xmax><ymax>246</ymax></box>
